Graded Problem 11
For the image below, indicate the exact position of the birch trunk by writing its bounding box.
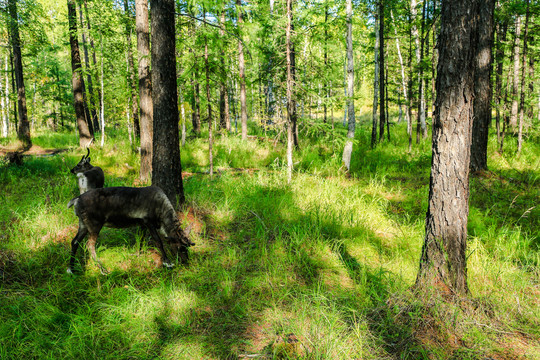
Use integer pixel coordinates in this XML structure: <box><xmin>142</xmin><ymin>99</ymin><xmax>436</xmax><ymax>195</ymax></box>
<box><xmin>391</xmin><ymin>10</ymin><xmax>410</xmax><ymax>127</ymax></box>
<box><xmin>342</xmin><ymin>0</ymin><xmax>355</xmax><ymax>170</ymax></box>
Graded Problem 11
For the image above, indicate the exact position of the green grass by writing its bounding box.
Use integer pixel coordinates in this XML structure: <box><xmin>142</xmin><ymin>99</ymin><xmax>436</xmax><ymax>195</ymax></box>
<box><xmin>1</xmin><ymin>120</ymin><xmax>539</xmax><ymax>359</ymax></box>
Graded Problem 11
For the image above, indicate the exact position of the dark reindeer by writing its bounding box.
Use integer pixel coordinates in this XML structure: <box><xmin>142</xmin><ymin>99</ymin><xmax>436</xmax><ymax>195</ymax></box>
<box><xmin>67</xmin><ymin>186</ymin><xmax>194</xmax><ymax>274</ymax></box>
<box><xmin>70</xmin><ymin>148</ymin><xmax>105</xmax><ymax>194</ymax></box>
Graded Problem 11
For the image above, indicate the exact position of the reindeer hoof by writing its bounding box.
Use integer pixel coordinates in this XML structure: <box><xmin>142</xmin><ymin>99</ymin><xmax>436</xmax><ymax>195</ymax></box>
<box><xmin>66</xmin><ymin>268</ymin><xmax>74</xmax><ymax>275</ymax></box>
<box><xmin>163</xmin><ymin>262</ymin><xmax>175</xmax><ymax>269</ymax></box>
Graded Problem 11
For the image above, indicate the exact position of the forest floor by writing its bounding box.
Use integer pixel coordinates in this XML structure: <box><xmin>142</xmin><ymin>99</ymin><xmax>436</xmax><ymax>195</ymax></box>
<box><xmin>1</xmin><ymin>124</ymin><xmax>539</xmax><ymax>359</ymax></box>
<box><xmin>0</xmin><ymin>143</ymin><xmax>68</xmax><ymax>156</ymax></box>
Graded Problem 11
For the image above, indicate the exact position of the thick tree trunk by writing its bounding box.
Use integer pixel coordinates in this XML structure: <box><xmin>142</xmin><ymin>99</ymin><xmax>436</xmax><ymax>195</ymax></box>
<box><xmin>151</xmin><ymin>0</ymin><xmax>184</xmax><ymax>206</ymax></box>
<box><xmin>237</xmin><ymin>0</ymin><xmax>248</xmax><ymax>140</ymax></box>
<box><xmin>78</xmin><ymin>3</ymin><xmax>99</xmax><ymax>134</ymax></box>
<box><xmin>342</xmin><ymin>0</ymin><xmax>355</xmax><ymax>169</ymax></box>
<box><xmin>8</xmin><ymin>0</ymin><xmax>31</xmax><ymax>149</ymax></box>
<box><xmin>136</xmin><ymin>0</ymin><xmax>153</xmax><ymax>182</ymax></box>
<box><xmin>416</xmin><ymin>0</ymin><xmax>479</xmax><ymax>296</ymax></box>
<box><xmin>470</xmin><ymin>0</ymin><xmax>495</xmax><ymax>172</ymax></box>
<box><xmin>67</xmin><ymin>0</ymin><xmax>93</xmax><ymax>148</ymax></box>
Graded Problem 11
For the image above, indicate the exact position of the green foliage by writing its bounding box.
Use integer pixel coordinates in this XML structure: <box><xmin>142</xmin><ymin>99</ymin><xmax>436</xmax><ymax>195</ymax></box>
<box><xmin>0</xmin><ymin>127</ymin><xmax>538</xmax><ymax>359</ymax></box>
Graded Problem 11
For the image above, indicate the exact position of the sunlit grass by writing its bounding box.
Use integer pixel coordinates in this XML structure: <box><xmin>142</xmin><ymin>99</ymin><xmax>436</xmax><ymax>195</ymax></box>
<box><xmin>1</xmin><ymin>123</ymin><xmax>539</xmax><ymax>359</ymax></box>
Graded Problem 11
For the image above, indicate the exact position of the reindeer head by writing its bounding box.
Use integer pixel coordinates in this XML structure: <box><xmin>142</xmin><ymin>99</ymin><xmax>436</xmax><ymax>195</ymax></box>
<box><xmin>167</xmin><ymin>224</ymin><xmax>194</xmax><ymax>263</ymax></box>
<box><xmin>71</xmin><ymin>148</ymin><xmax>94</xmax><ymax>174</ymax></box>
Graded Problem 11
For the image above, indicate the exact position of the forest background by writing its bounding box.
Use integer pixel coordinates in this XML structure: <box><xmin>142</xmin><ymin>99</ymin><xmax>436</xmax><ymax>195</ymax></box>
<box><xmin>0</xmin><ymin>0</ymin><xmax>539</xmax><ymax>359</ymax></box>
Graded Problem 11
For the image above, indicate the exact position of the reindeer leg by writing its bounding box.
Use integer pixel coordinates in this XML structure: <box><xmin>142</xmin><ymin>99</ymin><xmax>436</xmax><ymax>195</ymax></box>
<box><xmin>147</xmin><ymin>226</ymin><xmax>173</xmax><ymax>269</ymax></box>
<box><xmin>87</xmin><ymin>233</ymin><xmax>109</xmax><ymax>275</ymax></box>
<box><xmin>68</xmin><ymin>225</ymin><xmax>88</xmax><ymax>274</ymax></box>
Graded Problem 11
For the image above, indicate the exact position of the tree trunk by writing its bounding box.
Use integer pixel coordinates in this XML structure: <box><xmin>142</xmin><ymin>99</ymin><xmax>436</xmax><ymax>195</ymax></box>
<box><xmin>391</xmin><ymin>10</ymin><xmax>410</xmax><ymax>129</ymax></box>
<box><xmin>470</xmin><ymin>0</ymin><xmax>495</xmax><ymax>172</ymax></box>
<box><xmin>371</xmin><ymin>15</ymin><xmax>379</xmax><ymax>149</ymax></box>
<box><xmin>286</xmin><ymin>0</ymin><xmax>297</xmax><ymax>183</ymax></box>
<box><xmin>378</xmin><ymin>0</ymin><xmax>385</xmax><ymax>143</ymax></box>
<box><xmin>237</xmin><ymin>0</ymin><xmax>248</xmax><ymax>140</ymax></box>
<box><xmin>191</xmin><ymin>62</ymin><xmax>201</xmax><ymax>134</ymax></box>
<box><xmin>67</xmin><ymin>0</ymin><xmax>93</xmax><ymax>148</ymax></box>
<box><xmin>8</xmin><ymin>0</ymin><xmax>31</xmax><ymax>148</ymax></box>
<box><xmin>99</xmin><ymin>34</ymin><xmax>105</xmax><ymax>147</ymax></box>
<box><xmin>517</xmin><ymin>0</ymin><xmax>530</xmax><ymax>154</ymax></box>
<box><xmin>219</xmin><ymin>11</ymin><xmax>230</xmax><ymax>132</ymax></box>
<box><xmin>324</xmin><ymin>4</ymin><xmax>328</xmax><ymax>123</ymax></box>
<box><xmin>151</xmin><ymin>0</ymin><xmax>184</xmax><ymax>206</ymax></box>
<box><xmin>342</xmin><ymin>0</ymin><xmax>355</xmax><ymax>169</ymax></box>
<box><xmin>510</xmin><ymin>15</ymin><xmax>521</xmax><ymax>129</ymax></box>
<box><xmin>136</xmin><ymin>0</ymin><xmax>153</xmax><ymax>182</ymax></box>
<box><xmin>3</xmin><ymin>56</ymin><xmax>9</xmax><ymax>136</ymax></box>
<box><xmin>416</xmin><ymin>0</ymin><xmax>479</xmax><ymax>296</ymax></box>
<box><xmin>204</xmin><ymin>14</ymin><xmax>213</xmax><ymax>178</ymax></box>
<box><xmin>78</xmin><ymin>2</ymin><xmax>99</xmax><ymax>134</ymax></box>
<box><xmin>494</xmin><ymin>18</ymin><xmax>508</xmax><ymax>149</ymax></box>
<box><xmin>416</xmin><ymin>0</ymin><xmax>427</xmax><ymax>142</ymax></box>
<box><xmin>124</xmin><ymin>0</ymin><xmax>140</xmax><ymax>139</ymax></box>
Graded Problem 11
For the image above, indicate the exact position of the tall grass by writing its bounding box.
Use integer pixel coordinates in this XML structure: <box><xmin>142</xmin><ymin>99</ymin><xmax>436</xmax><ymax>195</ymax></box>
<box><xmin>0</xmin><ymin>122</ymin><xmax>538</xmax><ymax>359</ymax></box>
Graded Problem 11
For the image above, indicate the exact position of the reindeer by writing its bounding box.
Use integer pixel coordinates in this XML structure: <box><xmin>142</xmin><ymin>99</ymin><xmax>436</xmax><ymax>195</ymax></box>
<box><xmin>70</xmin><ymin>148</ymin><xmax>105</xmax><ymax>194</ymax></box>
<box><xmin>66</xmin><ymin>186</ymin><xmax>194</xmax><ymax>274</ymax></box>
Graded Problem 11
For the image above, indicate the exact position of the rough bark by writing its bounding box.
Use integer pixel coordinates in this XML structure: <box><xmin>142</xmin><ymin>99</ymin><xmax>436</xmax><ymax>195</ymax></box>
<box><xmin>416</xmin><ymin>0</ymin><xmax>479</xmax><ymax>296</ymax></box>
<box><xmin>151</xmin><ymin>0</ymin><xmax>184</xmax><ymax>206</ymax></box>
<box><xmin>67</xmin><ymin>0</ymin><xmax>93</xmax><ymax>148</ymax></box>
<box><xmin>136</xmin><ymin>0</ymin><xmax>153</xmax><ymax>182</ymax></box>
<box><xmin>8</xmin><ymin>0</ymin><xmax>31</xmax><ymax>148</ymax></box>
<box><xmin>470</xmin><ymin>0</ymin><xmax>495</xmax><ymax>172</ymax></box>
<box><xmin>78</xmin><ymin>2</ymin><xmax>99</xmax><ymax>134</ymax></box>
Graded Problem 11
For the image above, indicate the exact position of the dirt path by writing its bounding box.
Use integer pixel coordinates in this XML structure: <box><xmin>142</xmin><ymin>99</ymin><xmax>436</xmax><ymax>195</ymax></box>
<box><xmin>0</xmin><ymin>144</ymin><xmax>68</xmax><ymax>157</ymax></box>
